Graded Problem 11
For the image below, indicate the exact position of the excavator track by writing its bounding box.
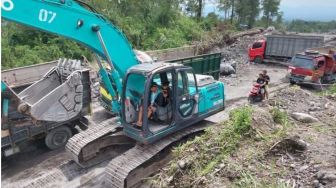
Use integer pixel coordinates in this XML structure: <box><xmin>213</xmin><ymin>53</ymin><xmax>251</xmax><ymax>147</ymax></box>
<box><xmin>104</xmin><ymin>121</ymin><xmax>213</xmax><ymax>188</ymax></box>
<box><xmin>66</xmin><ymin>118</ymin><xmax>134</xmax><ymax>168</ymax></box>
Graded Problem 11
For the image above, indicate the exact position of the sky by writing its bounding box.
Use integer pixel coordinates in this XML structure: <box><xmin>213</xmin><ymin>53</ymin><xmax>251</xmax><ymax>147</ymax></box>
<box><xmin>203</xmin><ymin>0</ymin><xmax>336</xmax><ymax>21</ymax></box>
<box><xmin>280</xmin><ymin>0</ymin><xmax>336</xmax><ymax>21</ymax></box>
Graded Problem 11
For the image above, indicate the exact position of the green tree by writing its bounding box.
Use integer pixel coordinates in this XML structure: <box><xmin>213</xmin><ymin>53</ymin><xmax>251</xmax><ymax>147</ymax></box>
<box><xmin>218</xmin><ymin>0</ymin><xmax>231</xmax><ymax>20</ymax></box>
<box><xmin>218</xmin><ymin>0</ymin><xmax>235</xmax><ymax>23</ymax></box>
<box><xmin>234</xmin><ymin>0</ymin><xmax>260</xmax><ymax>28</ymax></box>
<box><xmin>2</xmin><ymin>0</ymin><xmax>210</xmax><ymax>69</ymax></box>
<box><xmin>183</xmin><ymin>0</ymin><xmax>204</xmax><ymax>21</ymax></box>
<box><xmin>262</xmin><ymin>0</ymin><xmax>281</xmax><ymax>27</ymax></box>
<box><xmin>286</xmin><ymin>20</ymin><xmax>336</xmax><ymax>33</ymax></box>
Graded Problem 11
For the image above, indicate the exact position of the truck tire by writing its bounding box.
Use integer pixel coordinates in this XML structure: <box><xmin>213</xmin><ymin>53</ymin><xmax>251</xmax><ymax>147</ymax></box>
<box><xmin>45</xmin><ymin>126</ymin><xmax>72</xmax><ymax>150</ymax></box>
<box><xmin>254</xmin><ymin>56</ymin><xmax>263</xmax><ymax>64</ymax></box>
<box><xmin>289</xmin><ymin>80</ymin><xmax>296</xmax><ymax>85</ymax></box>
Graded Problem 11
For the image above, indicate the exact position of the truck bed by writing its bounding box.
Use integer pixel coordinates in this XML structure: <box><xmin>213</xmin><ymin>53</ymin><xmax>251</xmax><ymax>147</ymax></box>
<box><xmin>265</xmin><ymin>35</ymin><xmax>324</xmax><ymax>59</ymax></box>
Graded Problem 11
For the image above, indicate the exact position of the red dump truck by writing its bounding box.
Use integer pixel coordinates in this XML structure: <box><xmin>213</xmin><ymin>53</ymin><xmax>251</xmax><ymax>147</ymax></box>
<box><xmin>248</xmin><ymin>35</ymin><xmax>324</xmax><ymax>64</ymax></box>
<box><xmin>288</xmin><ymin>46</ymin><xmax>336</xmax><ymax>86</ymax></box>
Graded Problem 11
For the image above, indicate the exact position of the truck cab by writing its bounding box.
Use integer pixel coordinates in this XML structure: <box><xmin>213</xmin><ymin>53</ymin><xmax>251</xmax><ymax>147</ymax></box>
<box><xmin>248</xmin><ymin>40</ymin><xmax>266</xmax><ymax>63</ymax></box>
<box><xmin>289</xmin><ymin>49</ymin><xmax>336</xmax><ymax>84</ymax></box>
<box><xmin>122</xmin><ymin>63</ymin><xmax>225</xmax><ymax>144</ymax></box>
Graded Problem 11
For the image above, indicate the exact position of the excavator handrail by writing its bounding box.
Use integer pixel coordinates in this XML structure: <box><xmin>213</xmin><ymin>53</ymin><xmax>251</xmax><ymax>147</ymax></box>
<box><xmin>1</xmin><ymin>0</ymin><xmax>139</xmax><ymax>113</ymax></box>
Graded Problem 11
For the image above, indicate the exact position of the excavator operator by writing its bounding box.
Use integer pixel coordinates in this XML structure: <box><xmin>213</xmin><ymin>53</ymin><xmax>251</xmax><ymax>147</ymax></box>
<box><xmin>135</xmin><ymin>82</ymin><xmax>159</xmax><ymax>128</ymax></box>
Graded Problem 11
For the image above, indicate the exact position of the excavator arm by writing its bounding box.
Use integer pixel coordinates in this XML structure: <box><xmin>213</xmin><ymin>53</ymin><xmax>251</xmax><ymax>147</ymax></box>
<box><xmin>1</xmin><ymin>0</ymin><xmax>139</xmax><ymax>113</ymax></box>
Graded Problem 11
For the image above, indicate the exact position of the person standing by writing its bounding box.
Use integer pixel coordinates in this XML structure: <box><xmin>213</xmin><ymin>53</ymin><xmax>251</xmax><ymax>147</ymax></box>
<box><xmin>262</xmin><ymin>70</ymin><xmax>270</xmax><ymax>100</ymax></box>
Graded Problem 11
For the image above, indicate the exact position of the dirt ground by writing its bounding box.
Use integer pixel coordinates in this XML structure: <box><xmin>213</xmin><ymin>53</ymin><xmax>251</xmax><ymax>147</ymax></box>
<box><xmin>151</xmin><ymin>86</ymin><xmax>336</xmax><ymax>188</ymax></box>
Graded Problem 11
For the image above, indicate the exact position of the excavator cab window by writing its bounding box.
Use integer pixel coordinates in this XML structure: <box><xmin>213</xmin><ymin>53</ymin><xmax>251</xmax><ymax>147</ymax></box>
<box><xmin>123</xmin><ymin>70</ymin><xmax>174</xmax><ymax>134</ymax></box>
<box><xmin>147</xmin><ymin>71</ymin><xmax>174</xmax><ymax>133</ymax></box>
<box><xmin>124</xmin><ymin>73</ymin><xmax>146</xmax><ymax>124</ymax></box>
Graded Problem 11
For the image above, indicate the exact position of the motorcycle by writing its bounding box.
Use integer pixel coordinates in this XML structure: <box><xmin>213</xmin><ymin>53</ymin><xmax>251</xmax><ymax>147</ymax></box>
<box><xmin>248</xmin><ymin>83</ymin><xmax>264</xmax><ymax>103</ymax></box>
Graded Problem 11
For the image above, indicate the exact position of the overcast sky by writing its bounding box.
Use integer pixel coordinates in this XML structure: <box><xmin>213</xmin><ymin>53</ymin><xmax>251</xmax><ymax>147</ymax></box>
<box><xmin>280</xmin><ymin>0</ymin><xmax>336</xmax><ymax>21</ymax></box>
<box><xmin>204</xmin><ymin>0</ymin><xmax>336</xmax><ymax>21</ymax></box>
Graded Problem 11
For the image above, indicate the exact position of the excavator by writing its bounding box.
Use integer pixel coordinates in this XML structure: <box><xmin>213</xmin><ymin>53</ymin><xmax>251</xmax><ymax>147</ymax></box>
<box><xmin>2</xmin><ymin>0</ymin><xmax>225</xmax><ymax>187</ymax></box>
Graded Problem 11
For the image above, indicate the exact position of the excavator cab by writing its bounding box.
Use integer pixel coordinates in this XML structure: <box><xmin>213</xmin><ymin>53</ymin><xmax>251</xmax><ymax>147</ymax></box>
<box><xmin>122</xmin><ymin>63</ymin><xmax>200</xmax><ymax>144</ymax></box>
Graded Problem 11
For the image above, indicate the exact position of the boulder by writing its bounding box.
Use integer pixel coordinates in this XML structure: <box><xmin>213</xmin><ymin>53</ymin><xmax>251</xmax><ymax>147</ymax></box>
<box><xmin>291</xmin><ymin>112</ymin><xmax>319</xmax><ymax>123</ymax></box>
<box><xmin>220</xmin><ymin>63</ymin><xmax>236</xmax><ymax>75</ymax></box>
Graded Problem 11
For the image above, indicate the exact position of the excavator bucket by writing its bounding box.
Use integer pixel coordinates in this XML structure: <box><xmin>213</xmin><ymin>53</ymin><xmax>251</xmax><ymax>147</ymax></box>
<box><xmin>15</xmin><ymin>59</ymin><xmax>91</xmax><ymax>122</ymax></box>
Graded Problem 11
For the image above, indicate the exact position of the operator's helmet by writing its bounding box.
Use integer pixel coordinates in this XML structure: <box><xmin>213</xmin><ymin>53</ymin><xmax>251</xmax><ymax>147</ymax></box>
<box><xmin>134</xmin><ymin>50</ymin><xmax>154</xmax><ymax>64</ymax></box>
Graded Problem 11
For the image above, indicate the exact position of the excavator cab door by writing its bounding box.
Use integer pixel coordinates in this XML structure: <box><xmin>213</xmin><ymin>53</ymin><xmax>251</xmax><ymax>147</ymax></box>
<box><xmin>175</xmin><ymin>68</ymin><xmax>199</xmax><ymax>122</ymax></box>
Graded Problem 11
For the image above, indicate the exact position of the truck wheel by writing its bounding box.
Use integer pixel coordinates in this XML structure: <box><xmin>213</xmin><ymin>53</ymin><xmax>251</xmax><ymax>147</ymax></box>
<box><xmin>254</xmin><ymin>56</ymin><xmax>263</xmax><ymax>64</ymax></box>
<box><xmin>248</xmin><ymin>96</ymin><xmax>253</xmax><ymax>103</ymax></box>
<box><xmin>289</xmin><ymin>80</ymin><xmax>296</xmax><ymax>85</ymax></box>
<box><xmin>45</xmin><ymin>126</ymin><xmax>72</xmax><ymax>150</ymax></box>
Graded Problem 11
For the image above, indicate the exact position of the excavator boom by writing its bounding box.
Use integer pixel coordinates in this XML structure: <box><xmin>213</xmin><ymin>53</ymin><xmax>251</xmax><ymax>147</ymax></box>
<box><xmin>1</xmin><ymin>0</ymin><xmax>138</xmax><ymax>112</ymax></box>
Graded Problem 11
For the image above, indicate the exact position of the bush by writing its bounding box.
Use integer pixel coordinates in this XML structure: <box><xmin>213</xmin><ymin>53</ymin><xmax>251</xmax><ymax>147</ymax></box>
<box><xmin>230</xmin><ymin>106</ymin><xmax>253</xmax><ymax>134</ymax></box>
<box><xmin>270</xmin><ymin>108</ymin><xmax>289</xmax><ymax>125</ymax></box>
<box><xmin>167</xmin><ymin>106</ymin><xmax>253</xmax><ymax>186</ymax></box>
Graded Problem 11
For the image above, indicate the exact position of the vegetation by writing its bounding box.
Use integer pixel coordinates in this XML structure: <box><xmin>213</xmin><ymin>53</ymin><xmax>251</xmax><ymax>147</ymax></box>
<box><xmin>160</xmin><ymin>106</ymin><xmax>253</xmax><ymax>186</ymax></box>
<box><xmin>218</xmin><ymin>0</ymin><xmax>282</xmax><ymax>28</ymax></box>
<box><xmin>327</xmin><ymin>84</ymin><xmax>336</xmax><ymax>95</ymax></box>
<box><xmin>151</xmin><ymin>105</ymin><xmax>295</xmax><ymax>187</ymax></box>
<box><xmin>270</xmin><ymin>107</ymin><xmax>289</xmax><ymax>126</ymax></box>
<box><xmin>286</xmin><ymin>20</ymin><xmax>336</xmax><ymax>33</ymax></box>
<box><xmin>2</xmin><ymin>0</ymin><xmax>334</xmax><ymax>70</ymax></box>
<box><xmin>1</xmin><ymin>0</ymin><xmax>284</xmax><ymax>70</ymax></box>
<box><xmin>317</xmin><ymin>84</ymin><xmax>336</xmax><ymax>97</ymax></box>
<box><xmin>1</xmin><ymin>23</ymin><xmax>93</xmax><ymax>69</ymax></box>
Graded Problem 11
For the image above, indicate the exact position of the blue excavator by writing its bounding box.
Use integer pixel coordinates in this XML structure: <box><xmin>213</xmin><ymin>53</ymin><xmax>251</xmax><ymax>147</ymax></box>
<box><xmin>2</xmin><ymin>0</ymin><xmax>225</xmax><ymax>187</ymax></box>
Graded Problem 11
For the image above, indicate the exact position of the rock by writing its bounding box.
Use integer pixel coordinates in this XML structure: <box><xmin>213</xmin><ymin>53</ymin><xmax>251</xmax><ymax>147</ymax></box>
<box><xmin>309</xmin><ymin>111</ymin><xmax>316</xmax><ymax>115</ymax></box>
<box><xmin>324</xmin><ymin>102</ymin><xmax>331</xmax><ymax>109</ymax></box>
<box><xmin>316</xmin><ymin>170</ymin><xmax>336</xmax><ymax>187</ymax></box>
<box><xmin>167</xmin><ymin>176</ymin><xmax>174</xmax><ymax>183</ymax></box>
<box><xmin>177</xmin><ymin>160</ymin><xmax>186</xmax><ymax>170</ymax></box>
<box><xmin>299</xmin><ymin>165</ymin><xmax>309</xmax><ymax>172</ymax></box>
<box><xmin>317</xmin><ymin>171</ymin><xmax>326</xmax><ymax>179</ymax></box>
<box><xmin>291</xmin><ymin>112</ymin><xmax>319</xmax><ymax>123</ymax></box>
<box><xmin>220</xmin><ymin>63</ymin><xmax>236</xmax><ymax>75</ymax></box>
<box><xmin>318</xmin><ymin>183</ymin><xmax>324</xmax><ymax>188</ymax></box>
<box><xmin>309</xmin><ymin>101</ymin><xmax>316</xmax><ymax>107</ymax></box>
<box><xmin>290</xmin><ymin>164</ymin><xmax>296</xmax><ymax>168</ymax></box>
<box><xmin>296</xmin><ymin>138</ymin><xmax>309</xmax><ymax>149</ymax></box>
<box><xmin>313</xmin><ymin>164</ymin><xmax>320</xmax><ymax>169</ymax></box>
<box><xmin>324</xmin><ymin>172</ymin><xmax>336</xmax><ymax>181</ymax></box>
<box><xmin>313</xmin><ymin>180</ymin><xmax>320</xmax><ymax>187</ymax></box>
